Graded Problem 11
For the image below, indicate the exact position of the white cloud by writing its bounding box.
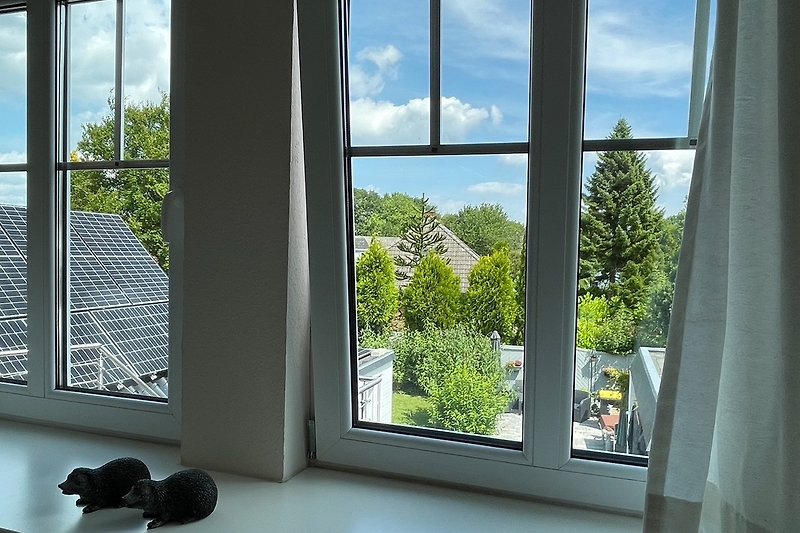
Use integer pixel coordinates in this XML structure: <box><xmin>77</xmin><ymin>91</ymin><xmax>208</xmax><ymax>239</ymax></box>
<box><xmin>357</xmin><ymin>45</ymin><xmax>402</xmax><ymax>72</ymax></box>
<box><xmin>350</xmin><ymin>96</ymin><xmax>497</xmax><ymax>145</ymax></box>
<box><xmin>586</xmin><ymin>10</ymin><xmax>692</xmax><ymax>98</ymax></box>
<box><xmin>350</xmin><ymin>45</ymin><xmax>402</xmax><ymax>99</ymax></box>
<box><xmin>468</xmin><ymin>181</ymin><xmax>525</xmax><ymax>196</ymax></box>
<box><xmin>500</xmin><ymin>154</ymin><xmax>527</xmax><ymax>167</ymax></box>
<box><xmin>0</xmin><ymin>151</ymin><xmax>25</xmax><ymax>164</ymax></box>
<box><xmin>646</xmin><ymin>150</ymin><xmax>695</xmax><ymax>191</ymax></box>
<box><xmin>0</xmin><ymin>12</ymin><xmax>26</xmax><ymax>102</ymax></box>
<box><xmin>442</xmin><ymin>1</ymin><xmax>530</xmax><ymax>62</ymax></box>
<box><xmin>0</xmin><ymin>172</ymin><xmax>27</xmax><ymax>206</ymax></box>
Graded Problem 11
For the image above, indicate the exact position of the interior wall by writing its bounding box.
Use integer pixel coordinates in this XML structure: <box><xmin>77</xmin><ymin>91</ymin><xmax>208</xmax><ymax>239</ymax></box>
<box><xmin>176</xmin><ymin>0</ymin><xmax>309</xmax><ymax>481</ymax></box>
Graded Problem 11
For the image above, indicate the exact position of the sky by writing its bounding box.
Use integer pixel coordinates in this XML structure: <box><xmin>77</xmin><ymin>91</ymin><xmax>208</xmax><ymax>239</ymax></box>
<box><xmin>0</xmin><ymin>0</ymin><xmax>707</xmax><ymax>220</ymax></box>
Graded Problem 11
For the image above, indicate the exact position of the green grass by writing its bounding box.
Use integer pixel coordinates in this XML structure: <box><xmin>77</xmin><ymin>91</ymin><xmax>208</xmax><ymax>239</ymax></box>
<box><xmin>392</xmin><ymin>390</ymin><xmax>432</xmax><ymax>427</ymax></box>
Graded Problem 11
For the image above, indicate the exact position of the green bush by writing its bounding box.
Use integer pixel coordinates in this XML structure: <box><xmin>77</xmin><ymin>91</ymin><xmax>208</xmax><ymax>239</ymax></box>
<box><xmin>463</xmin><ymin>247</ymin><xmax>518</xmax><ymax>340</ymax></box>
<box><xmin>400</xmin><ymin>252</ymin><xmax>461</xmax><ymax>331</ymax></box>
<box><xmin>576</xmin><ymin>294</ymin><xmax>636</xmax><ymax>354</ymax></box>
<box><xmin>356</xmin><ymin>239</ymin><xmax>399</xmax><ymax>333</ymax></box>
<box><xmin>428</xmin><ymin>363</ymin><xmax>511</xmax><ymax>435</ymax></box>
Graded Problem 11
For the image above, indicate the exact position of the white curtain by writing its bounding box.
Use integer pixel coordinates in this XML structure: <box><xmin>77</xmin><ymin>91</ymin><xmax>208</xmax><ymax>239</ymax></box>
<box><xmin>643</xmin><ymin>1</ymin><xmax>800</xmax><ymax>532</ymax></box>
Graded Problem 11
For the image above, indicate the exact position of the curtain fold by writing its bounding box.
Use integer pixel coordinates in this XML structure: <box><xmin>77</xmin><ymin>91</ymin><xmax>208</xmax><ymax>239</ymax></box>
<box><xmin>643</xmin><ymin>1</ymin><xmax>800</xmax><ymax>531</ymax></box>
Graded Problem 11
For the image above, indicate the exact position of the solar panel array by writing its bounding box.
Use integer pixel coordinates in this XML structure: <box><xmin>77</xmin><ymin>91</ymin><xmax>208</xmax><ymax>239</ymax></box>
<box><xmin>0</xmin><ymin>206</ymin><xmax>169</xmax><ymax>395</ymax></box>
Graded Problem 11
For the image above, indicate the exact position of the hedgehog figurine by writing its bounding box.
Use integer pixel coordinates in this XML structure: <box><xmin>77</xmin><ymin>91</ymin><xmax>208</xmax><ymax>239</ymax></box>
<box><xmin>122</xmin><ymin>469</ymin><xmax>218</xmax><ymax>529</ymax></box>
<box><xmin>58</xmin><ymin>457</ymin><xmax>152</xmax><ymax>513</ymax></box>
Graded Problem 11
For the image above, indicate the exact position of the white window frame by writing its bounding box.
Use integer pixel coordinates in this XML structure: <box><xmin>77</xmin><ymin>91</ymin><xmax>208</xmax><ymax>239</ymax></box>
<box><xmin>300</xmin><ymin>0</ymin><xmax>710</xmax><ymax>513</ymax></box>
<box><xmin>0</xmin><ymin>0</ymin><xmax>181</xmax><ymax>442</ymax></box>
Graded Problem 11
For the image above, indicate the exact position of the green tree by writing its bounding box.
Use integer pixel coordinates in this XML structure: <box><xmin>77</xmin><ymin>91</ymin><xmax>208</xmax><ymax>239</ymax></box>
<box><xmin>356</xmin><ymin>239</ymin><xmax>399</xmax><ymax>334</ymax></box>
<box><xmin>511</xmin><ymin>234</ymin><xmax>527</xmax><ymax>345</ymax></box>
<box><xmin>441</xmin><ymin>203</ymin><xmax>524</xmax><ymax>257</ymax></box>
<box><xmin>579</xmin><ymin>118</ymin><xmax>663</xmax><ymax>312</ymax></box>
<box><xmin>353</xmin><ymin>189</ymin><xmax>419</xmax><ymax>237</ymax></box>
<box><xmin>72</xmin><ymin>95</ymin><xmax>170</xmax><ymax>270</ymax></box>
<box><xmin>394</xmin><ymin>194</ymin><xmax>447</xmax><ymax>280</ymax></box>
<box><xmin>636</xmin><ymin>209</ymin><xmax>686</xmax><ymax>347</ymax></box>
<box><xmin>400</xmin><ymin>252</ymin><xmax>460</xmax><ymax>331</ymax></box>
<box><xmin>463</xmin><ymin>246</ymin><xmax>517</xmax><ymax>340</ymax></box>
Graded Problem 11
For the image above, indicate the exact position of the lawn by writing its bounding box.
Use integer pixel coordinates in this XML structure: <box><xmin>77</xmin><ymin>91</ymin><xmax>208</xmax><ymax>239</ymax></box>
<box><xmin>392</xmin><ymin>390</ymin><xmax>431</xmax><ymax>427</ymax></box>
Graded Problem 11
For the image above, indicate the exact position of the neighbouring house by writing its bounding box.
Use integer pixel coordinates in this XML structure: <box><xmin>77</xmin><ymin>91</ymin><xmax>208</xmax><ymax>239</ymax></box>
<box><xmin>354</xmin><ymin>224</ymin><xmax>480</xmax><ymax>292</ymax></box>
<box><xmin>356</xmin><ymin>347</ymin><xmax>394</xmax><ymax>424</ymax></box>
<box><xmin>0</xmin><ymin>205</ymin><xmax>169</xmax><ymax>397</ymax></box>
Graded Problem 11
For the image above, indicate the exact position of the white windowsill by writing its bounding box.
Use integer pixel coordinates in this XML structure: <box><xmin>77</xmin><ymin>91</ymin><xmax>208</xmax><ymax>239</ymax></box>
<box><xmin>0</xmin><ymin>419</ymin><xmax>643</xmax><ymax>532</ymax></box>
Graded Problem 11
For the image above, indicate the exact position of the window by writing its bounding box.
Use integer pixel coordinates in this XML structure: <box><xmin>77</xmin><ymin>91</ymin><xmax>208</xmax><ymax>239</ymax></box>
<box><xmin>0</xmin><ymin>4</ymin><xmax>27</xmax><ymax>385</ymax></box>
<box><xmin>62</xmin><ymin>0</ymin><xmax>171</xmax><ymax>400</ymax></box>
<box><xmin>0</xmin><ymin>0</ymin><xmax>178</xmax><ymax>440</ymax></box>
<box><xmin>300</xmin><ymin>0</ymin><xmax>712</xmax><ymax>511</ymax></box>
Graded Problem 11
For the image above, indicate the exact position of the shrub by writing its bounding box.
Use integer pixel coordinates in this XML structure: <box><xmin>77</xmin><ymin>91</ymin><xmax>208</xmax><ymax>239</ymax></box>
<box><xmin>428</xmin><ymin>363</ymin><xmax>511</xmax><ymax>435</ymax></box>
<box><xmin>356</xmin><ymin>239</ymin><xmax>399</xmax><ymax>333</ymax></box>
<box><xmin>463</xmin><ymin>247</ymin><xmax>518</xmax><ymax>340</ymax></box>
<box><xmin>400</xmin><ymin>252</ymin><xmax>461</xmax><ymax>331</ymax></box>
<box><xmin>576</xmin><ymin>294</ymin><xmax>636</xmax><ymax>354</ymax></box>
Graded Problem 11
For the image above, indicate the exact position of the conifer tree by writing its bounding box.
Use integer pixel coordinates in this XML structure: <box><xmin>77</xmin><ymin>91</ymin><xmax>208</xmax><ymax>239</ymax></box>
<box><xmin>394</xmin><ymin>194</ymin><xmax>447</xmax><ymax>280</ymax></box>
<box><xmin>356</xmin><ymin>239</ymin><xmax>399</xmax><ymax>333</ymax></box>
<box><xmin>464</xmin><ymin>246</ymin><xmax>518</xmax><ymax>340</ymax></box>
<box><xmin>400</xmin><ymin>252</ymin><xmax>461</xmax><ymax>331</ymax></box>
<box><xmin>579</xmin><ymin>118</ymin><xmax>663</xmax><ymax>312</ymax></box>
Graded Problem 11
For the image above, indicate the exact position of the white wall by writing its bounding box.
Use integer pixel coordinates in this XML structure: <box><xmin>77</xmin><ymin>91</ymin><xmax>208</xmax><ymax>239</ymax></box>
<box><xmin>176</xmin><ymin>0</ymin><xmax>310</xmax><ymax>481</ymax></box>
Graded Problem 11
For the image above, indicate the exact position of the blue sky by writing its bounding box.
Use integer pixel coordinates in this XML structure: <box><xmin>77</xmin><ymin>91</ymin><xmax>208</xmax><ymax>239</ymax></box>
<box><xmin>348</xmin><ymin>0</ymin><xmax>708</xmax><ymax>221</ymax></box>
<box><xmin>0</xmin><ymin>0</ymin><xmax>704</xmax><ymax>220</ymax></box>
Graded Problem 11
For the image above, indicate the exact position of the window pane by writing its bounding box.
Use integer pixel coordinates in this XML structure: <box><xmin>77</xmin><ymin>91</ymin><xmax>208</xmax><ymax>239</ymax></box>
<box><xmin>348</xmin><ymin>0</ymin><xmax>429</xmax><ymax>146</ymax></box>
<box><xmin>123</xmin><ymin>0</ymin><xmax>170</xmax><ymax>159</ymax></box>
<box><xmin>441</xmin><ymin>0</ymin><xmax>530</xmax><ymax>143</ymax></box>
<box><xmin>583</xmin><ymin>0</ymin><xmax>697</xmax><ymax>139</ymax></box>
<box><xmin>68</xmin><ymin>0</ymin><xmax>116</xmax><ymax>157</ymax></box>
<box><xmin>0</xmin><ymin>172</ymin><xmax>27</xmax><ymax>385</ymax></box>
<box><xmin>352</xmin><ymin>155</ymin><xmax>527</xmax><ymax>443</ymax></box>
<box><xmin>65</xmin><ymin>168</ymin><xmax>169</xmax><ymax>399</ymax></box>
<box><xmin>0</xmin><ymin>9</ymin><xmax>26</xmax><ymax>164</ymax></box>
<box><xmin>573</xmin><ymin>147</ymin><xmax>693</xmax><ymax>457</ymax></box>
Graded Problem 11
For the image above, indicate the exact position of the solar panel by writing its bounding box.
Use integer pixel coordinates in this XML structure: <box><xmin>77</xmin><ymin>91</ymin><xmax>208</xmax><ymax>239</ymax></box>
<box><xmin>0</xmin><ymin>205</ymin><xmax>27</xmax><ymax>257</ymax></box>
<box><xmin>0</xmin><ymin>206</ymin><xmax>170</xmax><ymax>394</ymax></box>
<box><xmin>69</xmin><ymin>232</ymin><xmax>132</xmax><ymax>311</ymax></box>
<box><xmin>89</xmin><ymin>303</ymin><xmax>168</xmax><ymax>376</ymax></box>
<box><xmin>70</xmin><ymin>211</ymin><xmax>168</xmax><ymax>304</ymax></box>
<box><xmin>0</xmin><ymin>318</ymin><xmax>27</xmax><ymax>381</ymax></box>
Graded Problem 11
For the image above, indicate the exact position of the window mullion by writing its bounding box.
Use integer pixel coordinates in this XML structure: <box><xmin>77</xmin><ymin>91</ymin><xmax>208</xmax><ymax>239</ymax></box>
<box><xmin>429</xmin><ymin>0</ymin><xmax>440</xmax><ymax>148</ymax></box>
<box><xmin>26</xmin><ymin>0</ymin><xmax>58</xmax><ymax>397</ymax></box>
<box><xmin>526</xmin><ymin>0</ymin><xmax>587</xmax><ymax>469</ymax></box>
<box><xmin>113</xmin><ymin>0</ymin><xmax>125</xmax><ymax>161</ymax></box>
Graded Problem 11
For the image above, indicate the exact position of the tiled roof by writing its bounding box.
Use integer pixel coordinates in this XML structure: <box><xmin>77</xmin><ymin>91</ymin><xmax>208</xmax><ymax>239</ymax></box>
<box><xmin>355</xmin><ymin>224</ymin><xmax>480</xmax><ymax>292</ymax></box>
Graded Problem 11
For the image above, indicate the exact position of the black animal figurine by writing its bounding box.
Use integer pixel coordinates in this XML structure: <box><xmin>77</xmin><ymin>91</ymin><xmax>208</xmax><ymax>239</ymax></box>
<box><xmin>58</xmin><ymin>457</ymin><xmax>152</xmax><ymax>513</ymax></box>
<box><xmin>122</xmin><ymin>469</ymin><xmax>218</xmax><ymax>529</ymax></box>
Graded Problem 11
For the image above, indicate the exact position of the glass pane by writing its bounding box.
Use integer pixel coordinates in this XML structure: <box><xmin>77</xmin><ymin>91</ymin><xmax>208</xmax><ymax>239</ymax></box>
<box><xmin>68</xmin><ymin>0</ymin><xmax>116</xmax><ymax>157</ymax></box>
<box><xmin>348</xmin><ymin>0</ymin><xmax>429</xmax><ymax>146</ymax></box>
<box><xmin>441</xmin><ymin>0</ymin><xmax>530</xmax><ymax>143</ymax></box>
<box><xmin>573</xmin><ymin>148</ymin><xmax>694</xmax><ymax>457</ymax></box>
<box><xmin>583</xmin><ymin>0</ymin><xmax>698</xmax><ymax>139</ymax></box>
<box><xmin>0</xmin><ymin>9</ymin><xmax>26</xmax><ymax>164</ymax></box>
<box><xmin>66</xmin><ymin>168</ymin><xmax>169</xmax><ymax>398</ymax></box>
<box><xmin>123</xmin><ymin>0</ymin><xmax>171</xmax><ymax>159</ymax></box>
<box><xmin>0</xmin><ymin>172</ymin><xmax>27</xmax><ymax>384</ymax></box>
<box><xmin>352</xmin><ymin>155</ymin><xmax>527</xmax><ymax>442</ymax></box>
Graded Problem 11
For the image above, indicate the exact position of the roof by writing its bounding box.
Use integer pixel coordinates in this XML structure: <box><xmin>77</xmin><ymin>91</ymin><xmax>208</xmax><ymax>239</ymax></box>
<box><xmin>0</xmin><ymin>205</ymin><xmax>169</xmax><ymax>397</ymax></box>
<box><xmin>354</xmin><ymin>224</ymin><xmax>480</xmax><ymax>292</ymax></box>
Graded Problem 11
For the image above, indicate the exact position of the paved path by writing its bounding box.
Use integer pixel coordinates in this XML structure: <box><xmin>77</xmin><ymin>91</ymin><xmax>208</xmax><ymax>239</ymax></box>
<box><xmin>495</xmin><ymin>413</ymin><xmax>605</xmax><ymax>451</ymax></box>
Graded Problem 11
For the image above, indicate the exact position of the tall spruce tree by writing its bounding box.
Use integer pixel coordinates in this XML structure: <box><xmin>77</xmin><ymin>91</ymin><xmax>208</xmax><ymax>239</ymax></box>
<box><xmin>579</xmin><ymin>118</ymin><xmax>663</xmax><ymax>312</ymax></box>
<box><xmin>394</xmin><ymin>194</ymin><xmax>448</xmax><ymax>280</ymax></box>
